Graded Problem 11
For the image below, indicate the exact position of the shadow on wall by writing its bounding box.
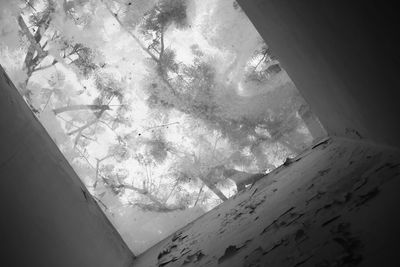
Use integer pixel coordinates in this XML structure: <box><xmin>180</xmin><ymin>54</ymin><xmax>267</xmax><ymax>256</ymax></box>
<box><xmin>0</xmin><ymin>65</ymin><xmax>134</xmax><ymax>267</ymax></box>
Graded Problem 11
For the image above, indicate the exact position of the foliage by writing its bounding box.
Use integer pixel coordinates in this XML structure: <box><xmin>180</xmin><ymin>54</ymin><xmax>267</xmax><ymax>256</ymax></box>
<box><xmin>141</xmin><ymin>0</ymin><xmax>188</xmax><ymax>33</ymax></box>
<box><xmin>0</xmin><ymin>0</ymin><xmax>324</xmax><ymax>254</ymax></box>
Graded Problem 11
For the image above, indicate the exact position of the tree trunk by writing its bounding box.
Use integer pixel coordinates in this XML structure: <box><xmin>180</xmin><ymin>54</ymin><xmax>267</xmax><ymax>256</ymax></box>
<box><xmin>17</xmin><ymin>15</ymin><xmax>49</xmax><ymax>98</ymax></box>
<box><xmin>53</xmin><ymin>104</ymin><xmax>110</xmax><ymax>115</ymax></box>
<box><xmin>17</xmin><ymin>15</ymin><xmax>48</xmax><ymax>67</ymax></box>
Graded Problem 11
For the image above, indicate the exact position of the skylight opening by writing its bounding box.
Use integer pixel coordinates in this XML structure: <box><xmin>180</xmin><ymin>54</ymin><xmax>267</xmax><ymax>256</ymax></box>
<box><xmin>0</xmin><ymin>0</ymin><xmax>326</xmax><ymax>254</ymax></box>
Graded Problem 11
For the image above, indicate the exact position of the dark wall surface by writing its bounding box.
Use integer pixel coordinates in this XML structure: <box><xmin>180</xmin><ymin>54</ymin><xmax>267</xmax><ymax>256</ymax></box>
<box><xmin>0</xmin><ymin>65</ymin><xmax>134</xmax><ymax>266</ymax></box>
<box><xmin>238</xmin><ymin>0</ymin><xmax>400</xmax><ymax>148</ymax></box>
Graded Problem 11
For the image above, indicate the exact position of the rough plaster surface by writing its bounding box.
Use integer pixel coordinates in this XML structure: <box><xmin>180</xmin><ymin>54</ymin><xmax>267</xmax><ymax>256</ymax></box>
<box><xmin>0</xmin><ymin>66</ymin><xmax>134</xmax><ymax>266</ymax></box>
<box><xmin>134</xmin><ymin>137</ymin><xmax>400</xmax><ymax>266</ymax></box>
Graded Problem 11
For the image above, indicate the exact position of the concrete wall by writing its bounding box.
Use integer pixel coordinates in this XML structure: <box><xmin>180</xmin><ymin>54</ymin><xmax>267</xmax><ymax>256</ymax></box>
<box><xmin>238</xmin><ymin>0</ymin><xmax>400</xmax><ymax>148</ymax></box>
<box><xmin>0</xmin><ymin>65</ymin><xmax>134</xmax><ymax>266</ymax></box>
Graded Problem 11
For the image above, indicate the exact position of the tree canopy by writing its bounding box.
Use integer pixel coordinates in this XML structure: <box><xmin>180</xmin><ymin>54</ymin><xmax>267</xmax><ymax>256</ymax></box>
<box><xmin>0</xmin><ymin>0</ymin><xmax>325</xmax><ymax>254</ymax></box>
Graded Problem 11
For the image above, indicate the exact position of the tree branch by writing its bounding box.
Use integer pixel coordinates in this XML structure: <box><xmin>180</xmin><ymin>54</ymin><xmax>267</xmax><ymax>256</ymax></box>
<box><xmin>159</xmin><ymin>26</ymin><xmax>165</xmax><ymax>61</ymax></box>
<box><xmin>199</xmin><ymin>176</ymin><xmax>228</xmax><ymax>202</ymax></box>
<box><xmin>53</xmin><ymin>104</ymin><xmax>110</xmax><ymax>115</ymax></box>
<box><xmin>102</xmin><ymin>0</ymin><xmax>159</xmax><ymax>62</ymax></box>
<box><xmin>18</xmin><ymin>15</ymin><xmax>48</xmax><ymax>68</ymax></box>
<box><xmin>102</xmin><ymin>0</ymin><xmax>178</xmax><ymax>96</ymax></box>
<box><xmin>194</xmin><ymin>184</ymin><xmax>205</xmax><ymax>207</ymax></box>
<box><xmin>33</xmin><ymin>60</ymin><xmax>57</xmax><ymax>73</ymax></box>
<box><xmin>68</xmin><ymin>117</ymin><xmax>99</xmax><ymax>136</ymax></box>
<box><xmin>120</xmin><ymin>183</ymin><xmax>183</xmax><ymax>212</ymax></box>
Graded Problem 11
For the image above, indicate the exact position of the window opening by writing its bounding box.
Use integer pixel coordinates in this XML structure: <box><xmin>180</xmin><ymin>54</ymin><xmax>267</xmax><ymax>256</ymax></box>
<box><xmin>0</xmin><ymin>0</ymin><xmax>326</xmax><ymax>254</ymax></box>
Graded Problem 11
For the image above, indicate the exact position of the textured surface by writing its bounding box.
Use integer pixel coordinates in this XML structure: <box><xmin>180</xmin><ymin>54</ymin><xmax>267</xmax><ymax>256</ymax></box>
<box><xmin>134</xmin><ymin>137</ymin><xmax>400</xmax><ymax>266</ymax></box>
<box><xmin>0</xmin><ymin>66</ymin><xmax>134</xmax><ymax>266</ymax></box>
